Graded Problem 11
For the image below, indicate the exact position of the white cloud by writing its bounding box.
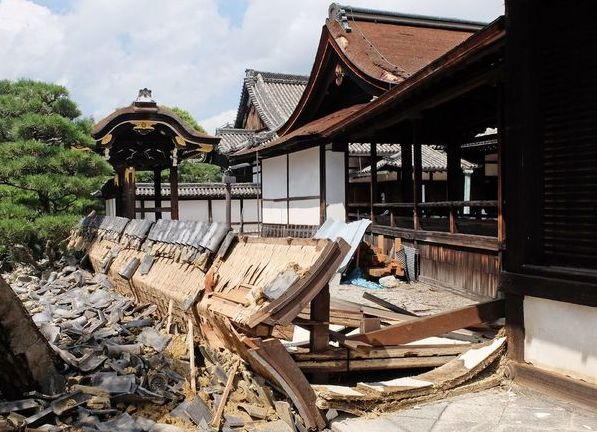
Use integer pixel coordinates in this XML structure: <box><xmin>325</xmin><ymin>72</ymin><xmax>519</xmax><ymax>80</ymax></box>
<box><xmin>0</xmin><ymin>0</ymin><xmax>504</xmax><ymax>129</ymax></box>
<box><xmin>200</xmin><ymin>108</ymin><xmax>237</xmax><ymax>135</ymax></box>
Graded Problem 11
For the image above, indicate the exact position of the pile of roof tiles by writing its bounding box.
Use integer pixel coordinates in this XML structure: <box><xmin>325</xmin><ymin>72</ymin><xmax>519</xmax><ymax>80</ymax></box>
<box><xmin>1</xmin><ymin>262</ymin><xmax>330</xmax><ymax>431</ymax></box>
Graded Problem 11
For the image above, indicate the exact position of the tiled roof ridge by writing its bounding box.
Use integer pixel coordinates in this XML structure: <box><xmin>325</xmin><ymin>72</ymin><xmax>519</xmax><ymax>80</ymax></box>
<box><xmin>329</xmin><ymin>3</ymin><xmax>487</xmax><ymax>32</ymax></box>
<box><xmin>245</xmin><ymin>69</ymin><xmax>309</xmax><ymax>84</ymax></box>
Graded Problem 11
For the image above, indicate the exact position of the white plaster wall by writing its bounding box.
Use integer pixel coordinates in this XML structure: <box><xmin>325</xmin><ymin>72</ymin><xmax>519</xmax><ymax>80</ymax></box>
<box><xmin>289</xmin><ymin>199</ymin><xmax>320</xmax><ymax>225</ymax></box>
<box><xmin>179</xmin><ymin>200</ymin><xmax>209</xmax><ymax>221</ymax></box>
<box><xmin>289</xmin><ymin>147</ymin><xmax>319</xmax><ymax>197</ymax></box>
<box><xmin>243</xmin><ymin>199</ymin><xmax>259</xmax><ymax>223</ymax></box>
<box><xmin>524</xmin><ymin>296</ymin><xmax>597</xmax><ymax>384</ymax></box>
<box><xmin>212</xmin><ymin>200</ymin><xmax>241</xmax><ymax>224</ymax></box>
<box><xmin>263</xmin><ymin>201</ymin><xmax>287</xmax><ymax>224</ymax></box>
<box><xmin>262</xmin><ymin>155</ymin><xmax>287</xmax><ymax>199</ymax></box>
<box><xmin>326</xmin><ymin>150</ymin><xmax>345</xmax><ymax>221</ymax></box>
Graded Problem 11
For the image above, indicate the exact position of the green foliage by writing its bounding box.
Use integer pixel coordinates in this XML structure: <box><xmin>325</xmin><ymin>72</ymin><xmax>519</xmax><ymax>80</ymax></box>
<box><xmin>0</xmin><ymin>79</ymin><xmax>112</xmax><ymax>264</ymax></box>
<box><xmin>165</xmin><ymin>106</ymin><xmax>207</xmax><ymax>133</ymax></box>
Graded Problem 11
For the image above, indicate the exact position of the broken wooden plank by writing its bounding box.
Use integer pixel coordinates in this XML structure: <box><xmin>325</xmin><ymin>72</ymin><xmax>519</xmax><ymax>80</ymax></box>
<box><xmin>188</xmin><ymin>318</ymin><xmax>196</xmax><ymax>393</ymax></box>
<box><xmin>362</xmin><ymin>292</ymin><xmax>418</xmax><ymax>317</ymax></box>
<box><xmin>210</xmin><ymin>359</ymin><xmax>240</xmax><ymax>429</ymax></box>
<box><xmin>348</xmin><ymin>300</ymin><xmax>505</xmax><ymax>347</ymax></box>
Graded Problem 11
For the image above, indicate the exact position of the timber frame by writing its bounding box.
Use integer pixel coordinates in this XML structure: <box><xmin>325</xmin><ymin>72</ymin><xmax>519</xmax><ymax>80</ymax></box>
<box><xmin>92</xmin><ymin>89</ymin><xmax>220</xmax><ymax>221</ymax></box>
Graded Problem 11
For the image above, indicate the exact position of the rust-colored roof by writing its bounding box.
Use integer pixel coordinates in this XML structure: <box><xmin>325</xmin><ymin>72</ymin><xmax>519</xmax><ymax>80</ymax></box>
<box><xmin>234</xmin><ymin>104</ymin><xmax>367</xmax><ymax>156</ymax></box>
<box><xmin>242</xmin><ymin>4</ymin><xmax>483</xmax><ymax>154</ymax></box>
<box><xmin>325</xmin><ymin>17</ymin><xmax>506</xmax><ymax>140</ymax></box>
<box><xmin>328</xmin><ymin>19</ymin><xmax>475</xmax><ymax>84</ymax></box>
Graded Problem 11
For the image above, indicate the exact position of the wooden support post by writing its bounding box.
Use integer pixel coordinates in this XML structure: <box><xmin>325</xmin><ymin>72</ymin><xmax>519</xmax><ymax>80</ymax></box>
<box><xmin>413</xmin><ymin>144</ymin><xmax>422</xmax><ymax>231</ymax></box>
<box><xmin>344</xmin><ymin>145</ymin><xmax>349</xmax><ymax>222</ymax></box>
<box><xmin>390</xmin><ymin>209</ymin><xmax>395</xmax><ymax>227</ymax></box>
<box><xmin>187</xmin><ymin>318</ymin><xmax>196</xmax><ymax>393</ymax></box>
<box><xmin>123</xmin><ymin>167</ymin><xmax>136</xmax><ymax>219</ymax></box>
<box><xmin>310</xmin><ymin>284</ymin><xmax>330</xmax><ymax>383</ymax></box>
<box><xmin>140</xmin><ymin>199</ymin><xmax>145</xmax><ymax>219</ymax></box>
<box><xmin>400</xmin><ymin>144</ymin><xmax>413</xmax><ymax>203</ymax></box>
<box><xmin>225</xmin><ymin>182</ymin><xmax>232</xmax><ymax>230</ymax></box>
<box><xmin>447</xmin><ymin>138</ymin><xmax>462</xmax><ymax>233</ymax></box>
<box><xmin>208</xmin><ymin>199</ymin><xmax>213</xmax><ymax>223</ymax></box>
<box><xmin>370</xmin><ymin>142</ymin><xmax>378</xmax><ymax>223</ymax></box>
<box><xmin>286</xmin><ymin>153</ymin><xmax>290</xmax><ymax>227</ymax></box>
<box><xmin>169</xmin><ymin>165</ymin><xmax>179</xmax><ymax>220</ymax></box>
<box><xmin>309</xmin><ymin>285</ymin><xmax>330</xmax><ymax>353</ymax></box>
<box><xmin>240</xmin><ymin>198</ymin><xmax>244</xmax><ymax>234</ymax></box>
<box><xmin>319</xmin><ymin>143</ymin><xmax>327</xmax><ymax>225</ymax></box>
<box><xmin>153</xmin><ymin>168</ymin><xmax>162</xmax><ymax>220</ymax></box>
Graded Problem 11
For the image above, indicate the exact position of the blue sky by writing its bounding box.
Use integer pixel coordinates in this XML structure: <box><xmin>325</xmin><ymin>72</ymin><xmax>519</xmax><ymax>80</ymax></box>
<box><xmin>0</xmin><ymin>0</ymin><xmax>504</xmax><ymax>133</ymax></box>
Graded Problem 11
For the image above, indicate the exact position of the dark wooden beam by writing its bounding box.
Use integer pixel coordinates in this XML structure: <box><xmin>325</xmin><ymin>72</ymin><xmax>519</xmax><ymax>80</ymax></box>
<box><xmin>370</xmin><ymin>142</ymin><xmax>377</xmax><ymax>223</ymax></box>
<box><xmin>123</xmin><ymin>167</ymin><xmax>136</xmax><ymax>219</ymax></box>
<box><xmin>412</xmin><ymin>122</ymin><xmax>422</xmax><ymax>230</ymax></box>
<box><xmin>344</xmin><ymin>146</ymin><xmax>349</xmax><ymax>222</ymax></box>
<box><xmin>511</xmin><ymin>362</ymin><xmax>597</xmax><ymax>411</ymax></box>
<box><xmin>447</xmin><ymin>137</ymin><xmax>462</xmax><ymax>234</ymax></box>
<box><xmin>347</xmin><ymin>299</ymin><xmax>504</xmax><ymax>347</ymax></box>
<box><xmin>309</xmin><ymin>284</ymin><xmax>330</xmax><ymax>383</ymax></box>
<box><xmin>400</xmin><ymin>143</ymin><xmax>413</xmax><ymax>203</ymax></box>
<box><xmin>153</xmin><ymin>168</ymin><xmax>162</xmax><ymax>220</ymax></box>
<box><xmin>169</xmin><ymin>165</ymin><xmax>179</xmax><ymax>220</ymax></box>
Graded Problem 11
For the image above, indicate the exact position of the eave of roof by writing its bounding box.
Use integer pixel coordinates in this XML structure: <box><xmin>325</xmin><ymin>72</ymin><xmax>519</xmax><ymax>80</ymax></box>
<box><xmin>92</xmin><ymin>104</ymin><xmax>219</xmax><ymax>146</ymax></box>
<box><xmin>326</xmin><ymin>16</ymin><xmax>506</xmax><ymax>141</ymax></box>
<box><xmin>233</xmin><ymin>103</ymin><xmax>368</xmax><ymax>157</ymax></box>
<box><xmin>234</xmin><ymin>69</ymin><xmax>309</xmax><ymax>131</ymax></box>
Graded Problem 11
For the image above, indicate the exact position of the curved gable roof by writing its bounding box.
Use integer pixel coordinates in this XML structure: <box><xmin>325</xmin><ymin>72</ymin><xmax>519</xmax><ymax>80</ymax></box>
<box><xmin>234</xmin><ymin>70</ymin><xmax>309</xmax><ymax>131</ymax></box>
<box><xmin>275</xmin><ymin>4</ymin><xmax>483</xmax><ymax>138</ymax></box>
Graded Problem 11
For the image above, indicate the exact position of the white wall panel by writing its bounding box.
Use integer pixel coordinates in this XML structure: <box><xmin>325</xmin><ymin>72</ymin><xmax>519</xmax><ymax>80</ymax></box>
<box><xmin>325</xmin><ymin>150</ymin><xmax>345</xmax><ymax>221</ymax></box>
<box><xmin>524</xmin><ymin>296</ymin><xmax>597</xmax><ymax>384</ymax></box>
<box><xmin>289</xmin><ymin>147</ymin><xmax>319</xmax><ymax>197</ymax></box>
<box><xmin>289</xmin><ymin>199</ymin><xmax>319</xmax><ymax>225</ymax></box>
<box><xmin>262</xmin><ymin>155</ymin><xmax>287</xmax><ymax>199</ymax></box>
<box><xmin>263</xmin><ymin>201</ymin><xmax>287</xmax><ymax>224</ymax></box>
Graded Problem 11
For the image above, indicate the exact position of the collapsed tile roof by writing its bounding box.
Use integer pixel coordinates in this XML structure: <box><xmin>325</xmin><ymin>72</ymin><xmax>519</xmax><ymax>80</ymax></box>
<box><xmin>357</xmin><ymin>145</ymin><xmax>477</xmax><ymax>175</ymax></box>
<box><xmin>135</xmin><ymin>182</ymin><xmax>260</xmax><ymax>199</ymax></box>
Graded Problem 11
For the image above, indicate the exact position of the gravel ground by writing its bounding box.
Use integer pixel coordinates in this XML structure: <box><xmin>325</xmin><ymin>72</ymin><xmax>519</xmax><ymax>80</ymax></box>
<box><xmin>329</xmin><ymin>279</ymin><xmax>478</xmax><ymax>316</ymax></box>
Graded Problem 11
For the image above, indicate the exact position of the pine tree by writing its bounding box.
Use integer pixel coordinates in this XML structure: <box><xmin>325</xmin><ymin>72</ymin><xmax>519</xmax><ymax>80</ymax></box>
<box><xmin>0</xmin><ymin>79</ymin><xmax>112</xmax><ymax>265</ymax></box>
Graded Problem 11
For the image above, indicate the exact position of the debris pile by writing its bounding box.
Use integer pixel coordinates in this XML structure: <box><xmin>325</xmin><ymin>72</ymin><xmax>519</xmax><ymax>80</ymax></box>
<box><xmin>0</xmin><ymin>264</ymin><xmax>327</xmax><ymax>431</ymax></box>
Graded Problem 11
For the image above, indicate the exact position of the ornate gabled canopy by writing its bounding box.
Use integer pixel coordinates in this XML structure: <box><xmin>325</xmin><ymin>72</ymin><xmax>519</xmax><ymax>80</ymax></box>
<box><xmin>92</xmin><ymin>89</ymin><xmax>220</xmax><ymax>170</ymax></box>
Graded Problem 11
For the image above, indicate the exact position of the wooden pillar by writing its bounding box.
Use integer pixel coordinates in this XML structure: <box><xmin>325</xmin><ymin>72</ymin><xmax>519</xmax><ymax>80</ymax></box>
<box><xmin>153</xmin><ymin>168</ymin><xmax>162</xmax><ymax>220</ymax></box>
<box><xmin>208</xmin><ymin>199</ymin><xmax>213</xmax><ymax>223</ymax></box>
<box><xmin>286</xmin><ymin>154</ymin><xmax>290</xmax><ymax>227</ymax></box>
<box><xmin>169</xmin><ymin>165</ymin><xmax>179</xmax><ymax>220</ymax></box>
<box><xmin>319</xmin><ymin>144</ymin><xmax>327</xmax><ymax>225</ymax></box>
<box><xmin>447</xmin><ymin>138</ymin><xmax>462</xmax><ymax>234</ymax></box>
<box><xmin>224</xmin><ymin>182</ymin><xmax>232</xmax><ymax>229</ymax></box>
<box><xmin>400</xmin><ymin>143</ymin><xmax>413</xmax><ymax>203</ymax></box>
<box><xmin>412</xmin><ymin>122</ymin><xmax>422</xmax><ymax>230</ymax></box>
<box><xmin>310</xmin><ymin>284</ymin><xmax>330</xmax><ymax>383</ymax></box>
<box><xmin>344</xmin><ymin>145</ymin><xmax>349</xmax><ymax>222</ymax></box>
<box><xmin>123</xmin><ymin>167</ymin><xmax>136</xmax><ymax>219</ymax></box>
<box><xmin>370</xmin><ymin>142</ymin><xmax>378</xmax><ymax>223</ymax></box>
<box><xmin>239</xmin><ymin>198</ymin><xmax>245</xmax><ymax>234</ymax></box>
<box><xmin>115</xmin><ymin>168</ymin><xmax>124</xmax><ymax>217</ymax></box>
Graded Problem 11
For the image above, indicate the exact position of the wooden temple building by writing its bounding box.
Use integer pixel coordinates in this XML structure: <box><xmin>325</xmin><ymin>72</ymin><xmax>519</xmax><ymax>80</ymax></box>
<box><xmin>91</xmin><ymin>0</ymin><xmax>596</xmax><ymax>406</ymax></box>
<box><xmin>227</xmin><ymin>0</ymin><xmax>597</xmax><ymax>405</ymax></box>
<box><xmin>231</xmin><ymin>5</ymin><xmax>496</xmax><ymax>295</ymax></box>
